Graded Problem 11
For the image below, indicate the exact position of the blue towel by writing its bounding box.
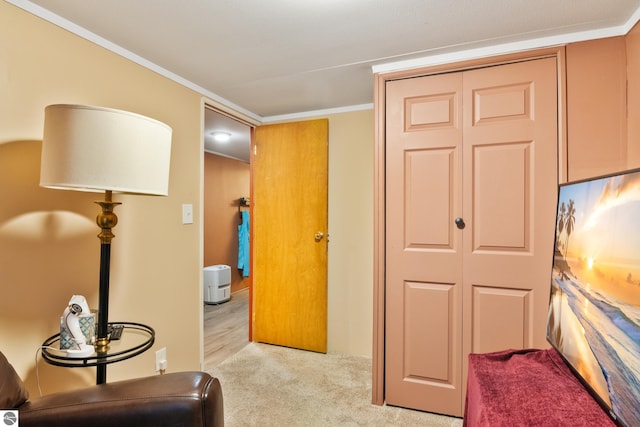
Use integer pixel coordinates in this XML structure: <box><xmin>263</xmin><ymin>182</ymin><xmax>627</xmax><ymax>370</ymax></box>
<box><xmin>237</xmin><ymin>210</ymin><xmax>250</xmax><ymax>277</ymax></box>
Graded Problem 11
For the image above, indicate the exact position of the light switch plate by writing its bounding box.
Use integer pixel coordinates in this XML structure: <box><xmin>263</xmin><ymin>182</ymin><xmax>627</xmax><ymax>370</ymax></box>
<box><xmin>182</xmin><ymin>204</ymin><xmax>193</xmax><ymax>224</ymax></box>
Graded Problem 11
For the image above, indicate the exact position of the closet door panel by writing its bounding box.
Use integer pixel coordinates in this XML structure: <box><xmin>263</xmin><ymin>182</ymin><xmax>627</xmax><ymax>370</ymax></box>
<box><xmin>462</xmin><ymin>58</ymin><xmax>558</xmax><ymax>372</ymax></box>
<box><xmin>385</xmin><ymin>72</ymin><xmax>464</xmax><ymax>416</ymax></box>
<box><xmin>473</xmin><ymin>141</ymin><xmax>531</xmax><ymax>250</ymax></box>
<box><xmin>471</xmin><ymin>285</ymin><xmax>533</xmax><ymax>353</ymax></box>
<box><xmin>403</xmin><ymin>281</ymin><xmax>454</xmax><ymax>380</ymax></box>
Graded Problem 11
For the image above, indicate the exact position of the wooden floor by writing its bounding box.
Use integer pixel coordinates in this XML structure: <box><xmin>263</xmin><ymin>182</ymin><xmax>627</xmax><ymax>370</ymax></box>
<box><xmin>203</xmin><ymin>288</ymin><xmax>250</xmax><ymax>371</ymax></box>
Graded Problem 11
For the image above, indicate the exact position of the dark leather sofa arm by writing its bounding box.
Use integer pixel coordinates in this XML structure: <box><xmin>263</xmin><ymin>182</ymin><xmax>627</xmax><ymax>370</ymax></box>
<box><xmin>18</xmin><ymin>372</ymin><xmax>224</xmax><ymax>427</ymax></box>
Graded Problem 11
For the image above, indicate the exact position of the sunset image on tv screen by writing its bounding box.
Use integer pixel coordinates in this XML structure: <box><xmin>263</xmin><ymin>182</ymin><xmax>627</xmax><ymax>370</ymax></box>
<box><xmin>547</xmin><ymin>169</ymin><xmax>640</xmax><ymax>427</ymax></box>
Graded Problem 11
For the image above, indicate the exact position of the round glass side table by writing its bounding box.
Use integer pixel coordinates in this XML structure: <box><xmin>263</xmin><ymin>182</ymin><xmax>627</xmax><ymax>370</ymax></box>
<box><xmin>41</xmin><ymin>321</ymin><xmax>155</xmax><ymax>384</ymax></box>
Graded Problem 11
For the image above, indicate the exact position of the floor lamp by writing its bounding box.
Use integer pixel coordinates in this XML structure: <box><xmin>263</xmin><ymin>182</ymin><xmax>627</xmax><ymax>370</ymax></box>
<box><xmin>40</xmin><ymin>104</ymin><xmax>172</xmax><ymax>383</ymax></box>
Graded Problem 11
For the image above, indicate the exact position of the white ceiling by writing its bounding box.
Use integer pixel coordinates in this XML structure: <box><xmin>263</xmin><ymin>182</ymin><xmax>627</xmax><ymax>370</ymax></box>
<box><xmin>204</xmin><ymin>108</ymin><xmax>252</xmax><ymax>163</ymax></box>
<box><xmin>10</xmin><ymin>0</ymin><xmax>640</xmax><ymax>162</ymax></box>
<box><xmin>15</xmin><ymin>0</ymin><xmax>640</xmax><ymax>120</ymax></box>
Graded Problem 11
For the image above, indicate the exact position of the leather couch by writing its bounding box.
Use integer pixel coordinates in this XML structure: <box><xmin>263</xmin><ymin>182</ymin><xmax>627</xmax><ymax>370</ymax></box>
<box><xmin>0</xmin><ymin>351</ymin><xmax>224</xmax><ymax>426</ymax></box>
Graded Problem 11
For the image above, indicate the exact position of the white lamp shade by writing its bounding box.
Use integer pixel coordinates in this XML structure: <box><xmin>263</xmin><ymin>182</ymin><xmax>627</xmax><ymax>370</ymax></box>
<box><xmin>40</xmin><ymin>104</ymin><xmax>172</xmax><ymax>196</ymax></box>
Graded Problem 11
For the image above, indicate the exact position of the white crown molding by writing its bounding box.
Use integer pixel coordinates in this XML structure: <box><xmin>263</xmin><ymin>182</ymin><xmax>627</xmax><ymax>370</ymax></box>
<box><xmin>261</xmin><ymin>103</ymin><xmax>373</xmax><ymax>124</ymax></box>
<box><xmin>626</xmin><ymin>4</ymin><xmax>640</xmax><ymax>32</ymax></box>
<box><xmin>7</xmin><ymin>0</ymin><xmax>263</xmax><ymax>123</ymax></box>
<box><xmin>372</xmin><ymin>9</ymin><xmax>640</xmax><ymax>75</ymax></box>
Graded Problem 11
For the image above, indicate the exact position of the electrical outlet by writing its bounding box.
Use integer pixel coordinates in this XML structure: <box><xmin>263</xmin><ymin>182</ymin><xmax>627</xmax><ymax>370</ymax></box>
<box><xmin>155</xmin><ymin>347</ymin><xmax>167</xmax><ymax>372</ymax></box>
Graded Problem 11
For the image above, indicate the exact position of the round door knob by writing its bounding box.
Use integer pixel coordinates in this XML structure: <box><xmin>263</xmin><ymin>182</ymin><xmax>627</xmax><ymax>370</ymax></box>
<box><xmin>314</xmin><ymin>232</ymin><xmax>324</xmax><ymax>241</ymax></box>
<box><xmin>454</xmin><ymin>217</ymin><xmax>465</xmax><ymax>229</ymax></box>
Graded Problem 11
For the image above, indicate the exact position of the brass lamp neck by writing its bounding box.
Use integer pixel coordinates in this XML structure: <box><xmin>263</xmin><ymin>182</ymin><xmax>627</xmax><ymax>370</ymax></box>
<box><xmin>95</xmin><ymin>190</ymin><xmax>121</xmax><ymax>244</ymax></box>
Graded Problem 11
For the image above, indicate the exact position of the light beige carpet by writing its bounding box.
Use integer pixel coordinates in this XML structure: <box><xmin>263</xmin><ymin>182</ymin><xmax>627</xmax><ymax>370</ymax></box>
<box><xmin>209</xmin><ymin>342</ymin><xmax>464</xmax><ymax>427</ymax></box>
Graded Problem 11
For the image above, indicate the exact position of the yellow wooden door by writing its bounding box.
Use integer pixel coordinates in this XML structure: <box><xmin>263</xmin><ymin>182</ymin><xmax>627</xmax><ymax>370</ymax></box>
<box><xmin>252</xmin><ymin>119</ymin><xmax>328</xmax><ymax>353</ymax></box>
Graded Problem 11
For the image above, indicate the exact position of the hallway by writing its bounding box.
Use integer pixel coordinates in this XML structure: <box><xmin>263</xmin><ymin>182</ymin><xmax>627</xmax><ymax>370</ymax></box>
<box><xmin>203</xmin><ymin>288</ymin><xmax>249</xmax><ymax>371</ymax></box>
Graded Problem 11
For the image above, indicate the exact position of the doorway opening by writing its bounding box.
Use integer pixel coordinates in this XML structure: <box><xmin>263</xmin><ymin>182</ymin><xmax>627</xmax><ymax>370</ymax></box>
<box><xmin>202</xmin><ymin>105</ymin><xmax>253</xmax><ymax>370</ymax></box>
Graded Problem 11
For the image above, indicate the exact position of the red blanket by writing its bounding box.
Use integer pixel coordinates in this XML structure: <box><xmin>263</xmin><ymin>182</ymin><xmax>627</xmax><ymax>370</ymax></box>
<box><xmin>463</xmin><ymin>348</ymin><xmax>615</xmax><ymax>426</ymax></box>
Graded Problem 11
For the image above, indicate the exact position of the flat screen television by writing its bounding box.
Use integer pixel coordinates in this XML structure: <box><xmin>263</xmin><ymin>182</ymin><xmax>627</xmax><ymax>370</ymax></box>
<box><xmin>547</xmin><ymin>168</ymin><xmax>640</xmax><ymax>427</ymax></box>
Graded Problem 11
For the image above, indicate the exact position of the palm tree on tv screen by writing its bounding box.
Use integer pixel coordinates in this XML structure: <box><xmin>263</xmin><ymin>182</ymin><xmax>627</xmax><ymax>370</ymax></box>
<box><xmin>557</xmin><ymin>201</ymin><xmax>566</xmax><ymax>252</ymax></box>
<box><xmin>564</xmin><ymin>199</ymin><xmax>576</xmax><ymax>259</ymax></box>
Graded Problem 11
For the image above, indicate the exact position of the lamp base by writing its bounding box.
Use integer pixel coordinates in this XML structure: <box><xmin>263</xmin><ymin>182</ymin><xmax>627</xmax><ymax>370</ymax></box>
<box><xmin>95</xmin><ymin>190</ymin><xmax>118</xmax><ymax>358</ymax></box>
<box><xmin>95</xmin><ymin>337</ymin><xmax>110</xmax><ymax>354</ymax></box>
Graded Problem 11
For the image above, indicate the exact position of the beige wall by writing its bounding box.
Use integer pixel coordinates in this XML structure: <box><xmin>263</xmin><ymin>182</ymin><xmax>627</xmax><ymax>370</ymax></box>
<box><xmin>325</xmin><ymin>110</ymin><xmax>374</xmax><ymax>356</ymax></box>
<box><xmin>0</xmin><ymin>2</ymin><xmax>203</xmax><ymax>395</ymax></box>
<box><xmin>0</xmin><ymin>4</ymin><xmax>377</xmax><ymax>400</ymax></box>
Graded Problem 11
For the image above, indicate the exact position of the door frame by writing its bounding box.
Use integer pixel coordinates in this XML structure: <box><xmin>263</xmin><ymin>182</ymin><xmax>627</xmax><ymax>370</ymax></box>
<box><xmin>371</xmin><ymin>46</ymin><xmax>568</xmax><ymax>405</ymax></box>
<box><xmin>200</xmin><ymin>101</ymin><xmax>259</xmax><ymax>367</ymax></box>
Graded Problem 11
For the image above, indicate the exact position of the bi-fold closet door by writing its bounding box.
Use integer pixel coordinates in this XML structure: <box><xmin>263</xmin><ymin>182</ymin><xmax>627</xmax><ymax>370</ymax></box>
<box><xmin>384</xmin><ymin>57</ymin><xmax>558</xmax><ymax>416</ymax></box>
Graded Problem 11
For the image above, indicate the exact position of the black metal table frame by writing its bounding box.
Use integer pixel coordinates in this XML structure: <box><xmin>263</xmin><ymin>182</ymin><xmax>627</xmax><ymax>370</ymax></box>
<box><xmin>41</xmin><ymin>321</ymin><xmax>155</xmax><ymax>384</ymax></box>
